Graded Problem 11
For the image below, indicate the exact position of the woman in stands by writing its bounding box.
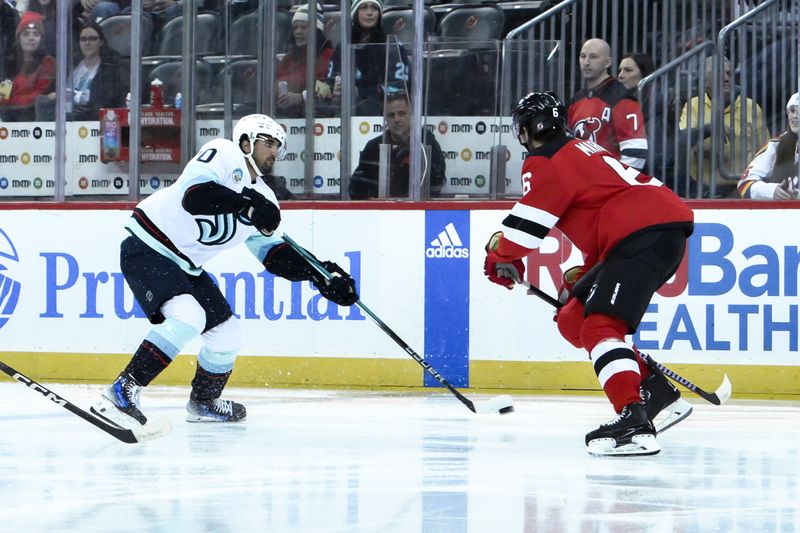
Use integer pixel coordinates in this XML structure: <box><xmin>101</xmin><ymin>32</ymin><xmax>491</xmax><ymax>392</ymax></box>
<box><xmin>617</xmin><ymin>51</ymin><xmax>712</xmax><ymax>197</ymax></box>
<box><xmin>325</xmin><ymin>0</ymin><xmax>409</xmax><ymax>116</ymax></box>
<box><xmin>40</xmin><ymin>21</ymin><xmax>126</xmax><ymax>121</ymax></box>
<box><xmin>0</xmin><ymin>11</ymin><xmax>55</xmax><ymax>122</ymax></box>
<box><xmin>275</xmin><ymin>2</ymin><xmax>334</xmax><ymax>118</ymax></box>
<box><xmin>738</xmin><ymin>92</ymin><xmax>800</xmax><ymax>200</ymax></box>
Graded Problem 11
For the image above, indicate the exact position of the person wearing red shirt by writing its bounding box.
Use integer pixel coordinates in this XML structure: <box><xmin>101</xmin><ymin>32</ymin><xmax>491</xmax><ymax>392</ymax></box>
<box><xmin>275</xmin><ymin>2</ymin><xmax>334</xmax><ymax>118</ymax></box>
<box><xmin>567</xmin><ymin>38</ymin><xmax>648</xmax><ymax>170</ymax></box>
<box><xmin>484</xmin><ymin>92</ymin><xmax>694</xmax><ymax>456</ymax></box>
<box><xmin>0</xmin><ymin>11</ymin><xmax>55</xmax><ymax>121</ymax></box>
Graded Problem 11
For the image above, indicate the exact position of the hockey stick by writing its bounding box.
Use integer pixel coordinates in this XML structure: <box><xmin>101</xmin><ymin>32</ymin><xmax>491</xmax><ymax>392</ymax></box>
<box><xmin>520</xmin><ymin>280</ymin><xmax>732</xmax><ymax>405</ymax></box>
<box><xmin>280</xmin><ymin>233</ymin><xmax>514</xmax><ymax>415</ymax></box>
<box><xmin>0</xmin><ymin>360</ymin><xmax>172</xmax><ymax>443</ymax></box>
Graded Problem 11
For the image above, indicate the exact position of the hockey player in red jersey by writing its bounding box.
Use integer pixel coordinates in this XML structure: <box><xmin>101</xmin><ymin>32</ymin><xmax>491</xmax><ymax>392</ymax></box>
<box><xmin>484</xmin><ymin>92</ymin><xmax>694</xmax><ymax>456</ymax></box>
<box><xmin>568</xmin><ymin>38</ymin><xmax>648</xmax><ymax>170</ymax></box>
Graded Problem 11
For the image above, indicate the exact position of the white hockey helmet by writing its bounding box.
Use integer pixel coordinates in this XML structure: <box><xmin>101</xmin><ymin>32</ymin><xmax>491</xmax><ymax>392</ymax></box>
<box><xmin>233</xmin><ymin>114</ymin><xmax>287</xmax><ymax>161</ymax></box>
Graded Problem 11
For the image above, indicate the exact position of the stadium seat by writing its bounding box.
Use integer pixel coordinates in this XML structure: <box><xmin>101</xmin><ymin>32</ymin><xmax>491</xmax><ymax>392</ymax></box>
<box><xmin>143</xmin><ymin>13</ymin><xmax>222</xmax><ymax>68</ymax></box>
<box><xmin>230</xmin><ymin>8</ymin><xmax>291</xmax><ymax>56</ymax></box>
<box><xmin>197</xmin><ymin>59</ymin><xmax>260</xmax><ymax>117</ymax></box>
<box><xmin>437</xmin><ymin>4</ymin><xmax>505</xmax><ymax>42</ymax></box>
<box><xmin>99</xmin><ymin>14</ymin><xmax>153</xmax><ymax>57</ymax></box>
<box><xmin>322</xmin><ymin>10</ymin><xmax>342</xmax><ymax>51</ymax></box>
<box><xmin>147</xmin><ymin>60</ymin><xmax>214</xmax><ymax>106</ymax></box>
<box><xmin>382</xmin><ymin>7</ymin><xmax>436</xmax><ymax>43</ymax></box>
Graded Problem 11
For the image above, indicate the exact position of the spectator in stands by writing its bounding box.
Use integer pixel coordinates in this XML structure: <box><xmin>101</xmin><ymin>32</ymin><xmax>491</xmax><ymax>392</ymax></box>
<box><xmin>349</xmin><ymin>86</ymin><xmax>445</xmax><ymax>199</ymax></box>
<box><xmin>617</xmin><ymin>51</ymin><xmax>719</xmax><ymax>197</ymax></box>
<box><xmin>19</xmin><ymin>0</ymin><xmax>55</xmax><ymax>55</ymax></box>
<box><xmin>37</xmin><ymin>21</ymin><xmax>126</xmax><ymax>121</ymax></box>
<box><xmin>738</xmin><ymin>92</ymin><xmax>800</xmax><ymax>200</ymax></box>
<box><xmin>275</xmin><ymin>2</ymin><xmax>333</xmax><ymax>118</ymax></box>
<box><xmin>0</xmin><ymin>11</ymin><xmax>55</xmax><ymax>121</ymax></box>
<box><xmin>679</xmin><ymin>57</ymin><xmax>769</xmax><ymax>198</ymax></box>
<box><xmin>0</xmin><ymin>1</ymin><xmax>20</xmax><ymax>80</ymax></box>
<box><xmin>567</xmin><ymin>38</ymin><xmax>649</xmax><ymax>170</ymax></box>
<box><xmin>325</xmin><ymin>0</ymin><xmax>409</xmax><ymax>116</ymax></box>
<box><xmin>75</xmin><ymin>1</ymin><xmax>131</xmax><ymax>23</ymax></box>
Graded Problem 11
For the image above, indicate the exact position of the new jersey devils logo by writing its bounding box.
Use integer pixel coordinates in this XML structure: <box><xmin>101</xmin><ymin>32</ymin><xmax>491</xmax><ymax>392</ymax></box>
<box><xmin>573</xmin><ymin>117</ymin><xmax>602</xmax><ymax>143</ymax></box>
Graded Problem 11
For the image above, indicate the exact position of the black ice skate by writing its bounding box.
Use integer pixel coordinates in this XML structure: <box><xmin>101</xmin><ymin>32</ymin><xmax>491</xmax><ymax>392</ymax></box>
<box><xmin>186</xmin><ymin>397</ymin><xmax>247</xmax><ymax>423</ymax></box>
<box><xmin>641</xmin><ymin>372</ymin><xmax>693</xmax><ymax>434</ymax></box>
<box><xmin>90</xmin><ymin>372</ymin><xmax>147</xmax><ymax>427</ymax></box>
<box><xmin>585</xmin><ymin>401</ymin><xmax>660</xmax><ymax>456</ymax></box>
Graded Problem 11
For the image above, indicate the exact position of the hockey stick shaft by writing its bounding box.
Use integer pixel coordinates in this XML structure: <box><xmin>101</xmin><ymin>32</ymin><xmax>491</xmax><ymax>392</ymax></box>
<box><xmin>0</xmin><ymin>360</ymin><xmax>141</xmax><ymax>443</ymax></box>
<box><xmin>519</xmin><ymin>280</ymin><xmax>730</xmax><ymax>405</ymax></box>
<box><xmin>280</xmin><ymin>233</ymin><xmax>481</xmax><ymax>413</ymax></box>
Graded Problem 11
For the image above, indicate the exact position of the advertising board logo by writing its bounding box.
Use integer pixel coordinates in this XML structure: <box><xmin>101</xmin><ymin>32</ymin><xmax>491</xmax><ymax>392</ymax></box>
<box><xmin>461</xmin><ymin>148</ymin><xmax>472</xmax><ymax>161</ymax></box>
<box><xmin>33</xmin><ymin>177</ymin><xmax>42</xmax><ymax>189</ymax></box>
<box><xmin>314</xmin><ymin>175</ymin><xmax>324</xmax><ymax>188</ymax></box>
<box><xmin>359</xmin><ymin>122</ymin><xmax>370</xmax><ymax>135</ymax></box>
<box><xmin>150</xmin><ymin>176</ymin><xmax>160</xmax><ymax>189</ymax></box>
<box><xmin>79</xmin><ymin>126</ymin><xmax>89</xmax><ymax>139</ymax></box>
<box><xmin>79</xmin><ymin>177</ymin><xmax>89</xmax><ymax>189</ymax></box>
<box><xmin>426</xmin><ymin>222</ymin><xmax>469</xmax><ymax>259</ymax></box>
<box><xmin>33</xmin><ymin>127</ymin><xmax>42</xmax><ymax>139</ymax></box>
<box><xmin>0</xmin><ymin>127</ymin><xmax>7</xmax><ymax>140</ymax></box>
<box><xmin>0</xmin><ymin>227</ymin><xmax>22</xmax><ymax>330</ymax></box>
<box><xmin>21</xmin><ymin>153</ymin><xmax>31</xmax><ymax>165</ymax></box>
<box><xmin>0</xmin><ymin>177</ymin><xmax>7</xmax><ymax>189</ymax></box>
<box><xmin>475</xmin><ymin>121</ymin><xmax>487</xmax><ymax>134</ymax></box>
<box><xmin>314</xmin><ymin>123</ymin><xmax>324</xmax><ymax>136</ymax></box>
<box><xmin>114</xmin><ymin>177</ymin><xmax>124</xmax><ymax>189</ymax></box>
<box><xmin>438</xmin><ymin>121</ymin><xmax>448</xmax><ymax>135</ymax></box>
<box><xmin>475</xmin><ymin>175</ymin><xmax>486</xmax><ymax>188</ymax></box>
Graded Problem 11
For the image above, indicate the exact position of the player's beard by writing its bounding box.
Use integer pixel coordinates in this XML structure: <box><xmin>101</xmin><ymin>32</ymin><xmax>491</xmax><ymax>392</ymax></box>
<box><xmin>257</xmin><ymin>159</ymin><xmax>275</xmax><ymax>175</ymax></box>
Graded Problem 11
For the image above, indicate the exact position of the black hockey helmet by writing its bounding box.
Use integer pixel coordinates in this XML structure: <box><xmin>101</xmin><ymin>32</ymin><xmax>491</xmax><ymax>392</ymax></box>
<box><xmin>512</xmin><ymin>91</ymin><xmax>567</xmax><ymax>139</ymax></box>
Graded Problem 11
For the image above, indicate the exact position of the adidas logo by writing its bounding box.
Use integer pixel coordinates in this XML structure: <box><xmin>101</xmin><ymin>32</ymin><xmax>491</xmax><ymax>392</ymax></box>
<box><xmin>426</xmin><ymin>222</ymin><xmax>470</xmax><ymax>259</ymax></box>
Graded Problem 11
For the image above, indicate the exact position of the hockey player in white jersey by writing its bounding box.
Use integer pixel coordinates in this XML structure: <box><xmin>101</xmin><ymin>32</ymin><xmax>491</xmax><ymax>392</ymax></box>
<box><xmin>91</xmin><ymin>114</ymin><xmax>358</xmax><ymax>425</ymax></box>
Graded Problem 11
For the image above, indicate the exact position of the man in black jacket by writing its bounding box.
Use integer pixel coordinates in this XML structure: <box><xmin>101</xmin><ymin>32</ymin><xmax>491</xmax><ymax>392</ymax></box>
<box><xmin>349</xmin><ymin>91</ymin><xmax>446</xmax><ymax>199</ymax></box>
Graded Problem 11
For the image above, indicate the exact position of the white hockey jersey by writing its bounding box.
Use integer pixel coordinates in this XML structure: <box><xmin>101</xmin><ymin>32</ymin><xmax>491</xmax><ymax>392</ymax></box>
<box><xmin>125</xmin><ymin>138</ymin><xmax>282</xmax><ymax>274</ymax></box>
<box><xmin>738</xmin><ymin>138</ymin><xmax>799</xmax><ymax>199</ymax></box>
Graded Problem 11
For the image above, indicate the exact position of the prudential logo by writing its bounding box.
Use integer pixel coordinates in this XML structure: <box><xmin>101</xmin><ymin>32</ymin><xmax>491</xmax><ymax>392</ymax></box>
<box><xmin>426</xmin><ymin>222</ymin><xmax>470</xmax><ymax>259</ymax></box>
<box><xmin>0</xmin><ymin>227</ymin><xmax>21</xmax><ymax>330</ymax></box>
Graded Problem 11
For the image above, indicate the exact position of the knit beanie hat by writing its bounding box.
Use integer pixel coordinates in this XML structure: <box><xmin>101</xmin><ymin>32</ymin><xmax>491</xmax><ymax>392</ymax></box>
<box><xmin>292</xmin><ymin>2</ymin><xmax>325</xmax><ymax>32</ymax></box>
<box><xmin>351</xmin><ymin>0</ymin><xmax>383</xmax><ymax>18</ymax></box>
<box><xmin>16</xmin><ymin>11</ymin><xmax>45</xmax><ymax>40</ymax></box>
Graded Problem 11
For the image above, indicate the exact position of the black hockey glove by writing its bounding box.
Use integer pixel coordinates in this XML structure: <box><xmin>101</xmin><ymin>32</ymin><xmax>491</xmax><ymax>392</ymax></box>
<box><xmin>240</xmin><ymin>186</ymin><xmax>280</xmax><ymax>235</ymax></box>
<box><xmin>310</xmin><ymin>261</ymin><xmax>359</xmax><ymax>306</ymax></box>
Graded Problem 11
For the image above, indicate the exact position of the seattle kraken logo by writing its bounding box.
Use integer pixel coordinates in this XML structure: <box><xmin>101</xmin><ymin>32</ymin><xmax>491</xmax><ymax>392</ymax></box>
<box><xmin>195</xmin><ymin>211</ymin><xmax>254</xmax><ymax>246</ymax></box>
<box><xmin>0</xmin><ymin>227</ymin><xmax>21</xmax><ymax>330</ymax></box>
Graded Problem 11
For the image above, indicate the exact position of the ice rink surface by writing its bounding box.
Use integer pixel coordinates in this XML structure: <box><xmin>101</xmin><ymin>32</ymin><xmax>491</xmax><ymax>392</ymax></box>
<box><xmin>0</xmin><ymin>382</ymin><xmax>798</xmax><ymax>533</ymax></box>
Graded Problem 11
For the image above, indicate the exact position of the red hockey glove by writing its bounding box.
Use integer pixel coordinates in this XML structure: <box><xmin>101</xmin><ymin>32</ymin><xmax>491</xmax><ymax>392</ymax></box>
<box><xmin>557</xmin><ymin>265</ymin><xmax>587</xmax><ymax>304</ymax></box>
<box><xmin>484</xmin><ymin>231</ymin><xmax>525</xmax><ymax>290</ymax></box>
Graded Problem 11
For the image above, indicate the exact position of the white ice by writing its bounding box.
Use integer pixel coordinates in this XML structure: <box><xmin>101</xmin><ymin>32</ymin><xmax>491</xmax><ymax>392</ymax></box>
<box><xmin>1</xmin><ymin>382</ymin><xmax>799</xmax><ymax>533</ymax></box>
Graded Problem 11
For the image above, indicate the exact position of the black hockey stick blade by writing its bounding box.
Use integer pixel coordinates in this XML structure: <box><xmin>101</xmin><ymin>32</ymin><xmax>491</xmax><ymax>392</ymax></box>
<box><xmin>280</xmin><ymin>233</ymin><xmax>515</xmax><ymax>415</ymax></box>
<box><xmin>0</xmin><ymin>360</ymin><xmax>172</xmax><ymax>443</ymax></box>
<box><xmin>517</xmin><ymin>279</ymin><xmax>732</xmax><ymax>405</ymax></box>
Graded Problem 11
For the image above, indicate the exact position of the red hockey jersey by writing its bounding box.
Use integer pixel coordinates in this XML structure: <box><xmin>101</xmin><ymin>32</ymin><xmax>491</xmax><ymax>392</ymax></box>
<box><xmin>567</xmin><ymin>77</ymin><xmax>648</xmax><ymax>170</ymax></box>
<box><xmin>493</xmin><ymin>137</ymin><xmax>693</xmax><ymax>265</ymax></box>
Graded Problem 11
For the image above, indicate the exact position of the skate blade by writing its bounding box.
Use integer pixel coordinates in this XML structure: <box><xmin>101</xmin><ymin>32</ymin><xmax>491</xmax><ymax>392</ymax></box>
<box><xmin>654</xmin><ymin>398</ymin><xmax>693</xmax><ymax>434</ymax></box>
<box><xmin>587</xmin><ymin>434</ymin><xmax>661</xmax><ymax>457</ymax></box>
<box><xmin>185</xmin><ymin>413</ymin><xmax>247</xmax><ymax>423</ymax></box>
<box><xmin>90</xmin><ymin>395</ymin><xmax>146</xmax><ymax>428</ymax></box>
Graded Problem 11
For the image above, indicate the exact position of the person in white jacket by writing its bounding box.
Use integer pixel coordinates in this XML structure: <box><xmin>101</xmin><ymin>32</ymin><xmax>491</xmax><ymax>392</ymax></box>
<box><xmin>738</xmin><ymin>92</ymin><xmax>800</xmax><ymax>200</ymax></box>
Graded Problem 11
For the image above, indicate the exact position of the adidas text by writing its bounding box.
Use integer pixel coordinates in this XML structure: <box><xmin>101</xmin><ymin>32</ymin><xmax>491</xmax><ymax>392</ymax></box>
<box><xmin>426</xmin><ymin>247</ymin><xmax>470</xmax><ymax>258</ymax></box>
